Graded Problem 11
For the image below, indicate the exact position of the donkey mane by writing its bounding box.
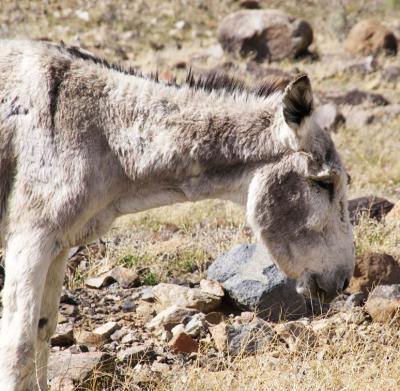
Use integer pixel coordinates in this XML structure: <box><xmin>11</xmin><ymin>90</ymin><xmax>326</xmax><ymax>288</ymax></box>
<box><xmin>60</xmin><ymin>42</ymin><xmax>291</xmax><ymax>99</ymax></box>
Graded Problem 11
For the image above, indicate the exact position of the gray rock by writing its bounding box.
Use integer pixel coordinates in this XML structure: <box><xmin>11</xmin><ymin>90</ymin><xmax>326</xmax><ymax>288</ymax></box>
<box><xmin>48</xmin><ymin>352</ymin><xmax>114</xmax><ymax>386</ymax></box>
<box><xmin>208</xmin><ymin>244</ymin><xmax>306</xmax><ymax>321</ymax></box>
<box><xmin>210</xmin><ymin>318</ymin><xmax>274</xmax><ymax>355</ymax></box>
<box><xmin>217</xmin><ymin>10</ymin><xmax>313</xmax><ymax>62</ymax></box>
<box><xmin>117</xmin><ymin>344</ymin><xmax>154</xmax><ymax>366</ymax></box>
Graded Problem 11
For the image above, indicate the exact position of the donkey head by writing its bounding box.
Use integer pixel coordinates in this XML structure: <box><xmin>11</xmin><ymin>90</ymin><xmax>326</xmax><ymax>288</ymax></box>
<box><xmin>247</xmin><ymin>75</ymin><xmax>355</xmax><ymax>302</ymax></box>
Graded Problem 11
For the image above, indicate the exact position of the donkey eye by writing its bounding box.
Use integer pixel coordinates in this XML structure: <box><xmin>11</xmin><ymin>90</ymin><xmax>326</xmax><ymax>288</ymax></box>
<box><xmin>312</xmin><ymin>180</ymin><xmax>334</xmax><ymax>201</ymax></box>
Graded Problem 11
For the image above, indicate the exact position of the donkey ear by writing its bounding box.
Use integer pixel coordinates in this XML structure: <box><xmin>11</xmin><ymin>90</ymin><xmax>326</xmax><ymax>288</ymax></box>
<box><xmin>282</xmin><ymin>74</ymin><xmax>313</xmax><ymax>128</ymax></box>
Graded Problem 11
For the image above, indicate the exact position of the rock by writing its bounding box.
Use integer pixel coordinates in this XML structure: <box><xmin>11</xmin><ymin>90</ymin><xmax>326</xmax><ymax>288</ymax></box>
<box><xmin>184</xmin><ymin>313</ymin><xmax>206</xmax><ymax>337</ymax></box>
<box><xmin>365</xmin><ymin>285</ymin><xmax>400</xmax><ymax>322</ymax></box>
<box><xmin>386</xmin><ymin>201</ymin><xmax>400</xmax><ymax>222</ymax></box>
<box><xmin>145</xmin><ymin>306</ymin><xmax>199</xmax><ymax>333</ymax></box>
<box><xmin>152</xmin><ymin>283</ymin><xmax>221</xmax><ymax>313</ymax></box>
<box><xmin>48</xmin><ymin>352</ymin><xmax>114</xmax><ymax>386</ymax></box>
<box><xmin>210</xmin><ymin>318</ymin><xmax>274</xmax><ymax>355</ymax></box>
<box><xmin>313</xmin><ymin>103</ymin><xmax>345</xmax><ymax>133</ymax></box>
<box><xmin>207</xmin><ymin>244</ymin><xmax>306</xmax><ymax>321</ymax></box>
<box><xmin>59</xmin><ymin>303</ymin><xmax>78</xmax><ymax>317</ymax></box>
<box><xmin>85</xmin><ymin>266</ymin><xmax>139</xmax><ymax>289</ymax></box>
<box><xmin>110</xmin><ymin>327</ymin><xmax>128</xmax><ymax>342</ymax></box>
<box><xmin>348</xmin><ymin>196</ymin><xmax>394</xmax><ymax>225</ymax></box>
<box><xmin>345</xmin><ymin>20</ymin><xmax>397</xmax><ymax>56</ymax></box>
<box><xmin>217</xmin><ymin>10</ymin><xmax>313</xmax><ymax>62</ymax></box>
<box><xmin>275</xmin><ymin>321</ymin><xmax>316</xmax><ymax>352</ymax></box>
<box><xmin>331</xmin><ymin>292</ymin><xmax>366</xmax><ymax>311</ymax></box>
<box><xmin>327</xmin><ymin>89</ymin><xmax>389</xmax><ymax>107</ymax></box>
<box><xmin>93</xmin><ymin>321</ymin><xmax>119</xmax><ymax>338</ymax></box>
<box><xmin>240</xmin><ymin>0</ymin><xmax>261</xmax><ymax>9</ymax></box>
<box><xmin>169</xmin><ymin>331</ymin><xmax>199</xmax><ymax>353</ymax></box>
<box><xmin>75</xmin><ymin>330</ymin><xmax>105</xmax><ymax>347</ymax></box>
<box><xmin>117</xmin><ymin>344</ymin><xmax>154</xmax><ymax>366</ymax></box>
<box><xmin>349</xmin><ymin>253</ymin><xmax>400</xmax><ymax>295</ymax></box>
<box><xmin>209</xmin><ymin>322</ymin><xmax>228</xmax><ymax>352</ymax></box>
<box><xmin>171</xmin><ymin>323</ymin><xmax>185</xmax><ymax>336</ymax></box>
<box><xmin>51</xmin><ymin>324</ymin><xmax>75</xmax><ymax>347</ymax></box>
<box><xmin>200</xmin><ymin>279</ymin><xmax>224</xmax><ymax>297</ymax></box>
<box><xmin>136</xmin><ymin>300</ymin><xmax>156</xmax><ymax>322</ymax></box>
<box><xmin>141</xmin><ymin>287</ymin><xmax>155</xmax><ymax>302</ymax></box>
<box><xmin>122</xmin><ymin>298</ymin><xmax>136</xmax><ymax>312</ymax></box>
<box><xmin>121</xmin><ymin>332</ymin><xmax>136</xmax><ymax>344</ymax></box>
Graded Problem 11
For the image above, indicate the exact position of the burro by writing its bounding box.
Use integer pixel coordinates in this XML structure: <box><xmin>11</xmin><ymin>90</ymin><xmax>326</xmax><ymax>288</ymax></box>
<box><xmin>0</xmin><ymin>39</ymin><xmax>354</xmax><ymax>390</ymax></box>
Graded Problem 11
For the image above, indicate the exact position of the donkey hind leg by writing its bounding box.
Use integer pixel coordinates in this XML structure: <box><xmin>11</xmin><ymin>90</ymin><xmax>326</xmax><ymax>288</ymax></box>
<box><xmin>36</xmin><ymin>249</ymin><xmax>68</xmax><ymax>390</ymax></box>
<box><xmin>0</xmin><ymin>230</ymin><xmax>59</xmax><ymax>391</ymax></box>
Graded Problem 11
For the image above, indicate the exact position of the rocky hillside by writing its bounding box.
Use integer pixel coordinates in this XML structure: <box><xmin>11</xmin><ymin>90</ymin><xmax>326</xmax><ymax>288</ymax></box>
<box><xmin>1</xmin><ymin>1</ymin><xmax>400</xmax><ymax>390</ymax></box>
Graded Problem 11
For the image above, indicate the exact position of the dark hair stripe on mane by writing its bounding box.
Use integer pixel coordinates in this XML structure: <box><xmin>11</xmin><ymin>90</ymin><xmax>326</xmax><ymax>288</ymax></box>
<box><xmin>59</xmin><ymin>42</ymin><xmax>291</xmax><ymax>98</ymax></box>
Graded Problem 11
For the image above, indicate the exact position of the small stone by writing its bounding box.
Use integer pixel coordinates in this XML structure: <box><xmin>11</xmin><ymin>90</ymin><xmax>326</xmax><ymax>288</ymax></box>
<box><xmin>122</xmin><ymin>298</ymin><xmax>136</xmax><ymax>312</ymax></box>
<box><xmin>200</xmin><ymin>279</ymin><xmax>224</xmax><ymax>297</ymax></box>
<box><xmin>59</xmin><ymin>304</ymin><xmax>78</xmax><ymax>317</ymax></box>
<box><xmin>365</xmin><ymin>285</ymin><xmax>400</xmax><ymax>322</ymax></box>
<box><xmin>209</xmin><ymin>323</ymin><xmax>228</xmax><ymax>352</ymax></box>
<box><xmin>93</xmin><ymin>321</ymin><xmax>119</xmax><ymax>338</ymax></box>
<box><xmin>117</xmin><ymin>344</ymin><xmax>153</xmax><ymax>366</ymax></box>
<box><xmin>75</xmin><ymin>330</ymin><xmax>105</xmax><ymax>347</ymax></box>
<box><xmin>121</xmin><ymin>332</ymin><xmax>136</xmax><ymax>345</ymax></box>
<box><xmin>184</xmin><ymin>313</ymin><xmax>206</xmax><ymax>337</ymax></box>
<box><xmin>141</xmin><ymin>287</ymin><xmax>155</xmax><ymax>302</ymax></box>
<box><xmin>171</xmin><ymin>324</ymin><xmax>185</xmax><ymax>336</ymax></box>
<box><xmin>152</xmin><ymin>284</ymin><xmax>221</xmax><ymax>313</ymax></box>
<box><xmin>146</xmin><ymin>306</ymin><xmax>198</xmax><ymax>334</ymax></box>
<box><xmin>85</xmin><ymin>266</ymin><xmax>139</xmax><ymax>289</ymax></box>
<box><xmin>169</xmin><ymin>332</ymin><xmax>198</xmax><ymax>353</ymax></box>
<box><xmin>110</xmin><ymin>328</ymin><xmax>128</xmax><ymax>342</ymax></box>
<box><xmin>48</xmin><ymin>352</ymin><xmax>114</xmax><ymax>386</ymax></box>
<box><xmin>51</xmin><ymin>324</ymin><xmax>75</xmax><ymax>347</ymax></box>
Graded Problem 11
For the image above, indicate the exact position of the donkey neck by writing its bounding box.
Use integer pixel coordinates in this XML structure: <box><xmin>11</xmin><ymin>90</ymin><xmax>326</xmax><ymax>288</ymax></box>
<box><xmin>105</xmin><ymin>72</ymin><xmax>284</xmax><ymax>181</ymax></box>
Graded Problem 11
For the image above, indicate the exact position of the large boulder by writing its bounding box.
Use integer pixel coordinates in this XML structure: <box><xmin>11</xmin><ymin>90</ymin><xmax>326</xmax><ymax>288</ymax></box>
<box><xmin>349</xmin><ymin>253</ymin><xmax>400</xmax><ymax>295</ymax></box>
<box><xmin>217</xmin><ymin>10</ymin><xmax>313</xmax><ymax>62</ymax></box>
<box><xmin>345</xmin><ymin>20</ymin><xmax>397</xmax><ymax>56</ymax></box>
<box><xmin>207</xmin><ymin>244</ymin><xmax>306</xmax><ymax>321</ymax></box>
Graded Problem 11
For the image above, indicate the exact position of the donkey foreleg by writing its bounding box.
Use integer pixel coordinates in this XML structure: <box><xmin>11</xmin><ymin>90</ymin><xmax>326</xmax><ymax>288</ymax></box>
<box><xmin>0</xmin><ymin>229</ymin><xmax>59</xmax><ymax>391</ymax></box>
<box><xmin>35</xmin><ymin>249</ymin><xmax>68</xmax><ymax>390</ymax></box>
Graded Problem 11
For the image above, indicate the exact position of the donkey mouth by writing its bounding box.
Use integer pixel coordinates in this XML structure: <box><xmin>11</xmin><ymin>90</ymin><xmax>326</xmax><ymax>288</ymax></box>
<box><xmin>296</xmin><ymin>273</ymin><xmax>346</xmax><ymax>303</ymax></box>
